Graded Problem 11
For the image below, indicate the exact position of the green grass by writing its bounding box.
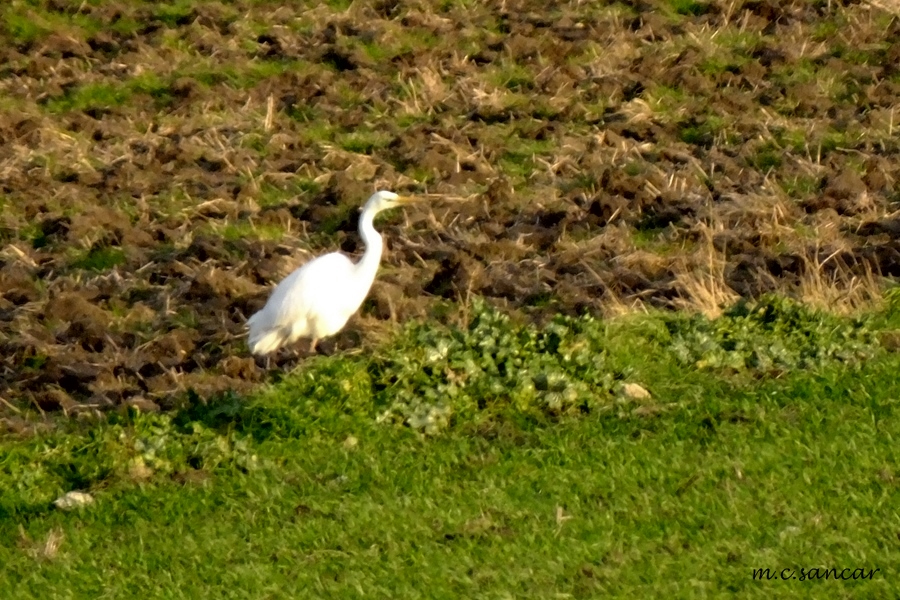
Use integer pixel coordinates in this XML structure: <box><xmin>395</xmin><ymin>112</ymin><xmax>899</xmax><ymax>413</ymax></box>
<box><xmin>2</xmin><ymin>6</ymin><xmax>104</xmax><ymax>46</ymax></box>
<box><xmin>220</xmin><ymin>221</ymin><xmax>286</xmax><ymax>242</ymax></box>
<box><xmin>41</xmin><ymin>59</ymin><xmax>310</xmax><ymax>115</ymax></box>
<box><xmin>750</xmin><ymin>143</ymin><xmax>783</xmax><ymax>171</ymax></box>
<box><xmin>249</xmin><ymin>179</ymin><xmax>321</xmax><ymax>208</ymax></box>
<box><xmin>187</xmin><ymin>59</ymin><xmax>310</xmax><ymax>90</ymax></box>
<box><xmin>2</xmin><ymin>296</ymin><xmax>900</xmax><ymax>597</ymax></box>
<box><xmin>43</xmin><ymin>83</ymin><xmax>130</xmax><ymax>113</ymax></box>
<box><xmin>496</xmin><ymin>133</ymin><xmax>556</xmax><ymax>180</ymax></box>
<box><xmin>697</xmin><ymin>55</ymin><xmax>746</xmax><ymax>77</ymax></box>
<box><xmin>678</xmin><ymin>116</ymin><xmax>727</xmax><ymax>147</ymax></box>
<box><xmin>490</xmin><ymin>63</ymin><xmax>536</xmax><ymax>92</ymax></box>
<box><xmin>3</xmin><ymin>11</ymin><xmax>44</xmax><ymax>45</ymax></box>
<box><xmin>665</xmin><ymin>0</ymin><xmax>709</xmax><ymax>17</ymax></box>
<box><xmin>71</xmin><ymin>246</ymin><xmax>126</xmax><ymax>271</ymax></box>
<box><xmin>338</xmin><ymin>129</ymin><xmax>394</xmax><ymax>154</ymax></box>
<box><xmin>780</xmin><ymin>174</ymin><xmax>822</xmax><ymax>199</ymax></box>
<box><xmin>153</xmin><ymin>1</ymin><xmax>197</xmax><ymax>28</ymax></box>
<box><xmin>43</xmin><ymin>73</ymin><xmax>175</xmax><ymax>114</ymax></box>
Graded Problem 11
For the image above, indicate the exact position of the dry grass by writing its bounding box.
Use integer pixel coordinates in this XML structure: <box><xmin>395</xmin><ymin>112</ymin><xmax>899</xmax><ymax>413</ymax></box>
<box><xmin>866</xmin><ymin>0</ymin><xmax>900</xmax><ymax>16</ymax></box>
<box><xmin>673</xmin><ymin>225</ymin><xmax>741</xmax><ymax>320</ymax></box>
<box><xmin>797</xmin><ymin>251</ymin><xmax>886</xmax><ymax>315</ymax></box>
<box><xmin>18</xmin><ymin>527</ymin><xmax>64</xmax><ymax>562</ymax></box>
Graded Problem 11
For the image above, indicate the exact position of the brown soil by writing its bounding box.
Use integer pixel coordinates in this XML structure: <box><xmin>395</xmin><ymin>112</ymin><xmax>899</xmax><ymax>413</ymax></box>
<box><xmin>0</xmin><ymin>0</ymin><xmax>898</xmax><ymax>414</ymax></box>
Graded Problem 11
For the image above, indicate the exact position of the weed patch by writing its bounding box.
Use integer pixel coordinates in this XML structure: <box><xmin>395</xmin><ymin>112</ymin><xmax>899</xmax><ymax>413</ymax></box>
<box><xmin>667</xmin><ymin>296</ymin><xmax>879</xmax><ymax>374</ymax></box>
<box><xmin>371</xmin><ymin>302</ymin><xmax>617</xmax><ymax>432</ymax></box>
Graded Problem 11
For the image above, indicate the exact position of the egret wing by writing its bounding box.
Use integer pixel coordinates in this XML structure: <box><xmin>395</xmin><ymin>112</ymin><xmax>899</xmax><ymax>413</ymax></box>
<box><xmin>288</xmin><ymin>253</ymin><xmax>363</xmax><ymax>337</ymax></box>
<box><xmin>253</xmin><ymin>252</ymin><xmax>356</xmax><ymax>333</ymax></box>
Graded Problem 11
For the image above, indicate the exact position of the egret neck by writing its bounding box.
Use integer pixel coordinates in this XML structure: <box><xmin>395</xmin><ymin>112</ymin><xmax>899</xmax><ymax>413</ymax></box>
<box><xmin>353</xmin><ymin>204</ymin><xmax>385</xmax><ymax>298</ymax></box>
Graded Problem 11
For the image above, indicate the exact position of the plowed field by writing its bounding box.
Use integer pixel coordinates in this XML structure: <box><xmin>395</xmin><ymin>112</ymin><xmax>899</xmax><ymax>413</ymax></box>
<box><xmin>0</xmin><ymin>0</ymin><xmax>898</xmax><ymax>414</ymax></box>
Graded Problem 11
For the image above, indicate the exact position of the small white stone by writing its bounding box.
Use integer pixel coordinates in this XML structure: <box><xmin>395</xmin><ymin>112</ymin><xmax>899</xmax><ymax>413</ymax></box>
<box><xmin>53</xmin><ymin>491</ymin><xmax>94</xmax><ymax>510</ymax></box>
<box><xmin>623</xmin><ymin>383</ymin><xmax>651</xmax><ymax>400</ymax></box>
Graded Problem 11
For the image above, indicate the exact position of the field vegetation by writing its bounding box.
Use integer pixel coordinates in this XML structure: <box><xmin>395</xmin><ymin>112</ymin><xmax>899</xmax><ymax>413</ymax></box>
<box><xmin>1</xmin><ymin>0</ymin><xmax>899</xmax><ymax>596</ymax></box>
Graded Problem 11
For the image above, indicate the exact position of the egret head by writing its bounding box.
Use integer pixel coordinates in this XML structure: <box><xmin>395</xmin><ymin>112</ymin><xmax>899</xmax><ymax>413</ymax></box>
<box><xmin>364</xmin><ymin>190</ymin><xmax>419</xmax><ymax>214</ymax></box>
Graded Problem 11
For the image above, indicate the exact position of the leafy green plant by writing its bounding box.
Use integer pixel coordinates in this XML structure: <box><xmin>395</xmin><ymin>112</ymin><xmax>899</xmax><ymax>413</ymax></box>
<box><xmin>667</xmin><ymin>295</ymin><xmax>877</xmax><ymax>374</ymax></box>
<box><xmin>369</xmin><ymin>301</ymin><xmax>618</xmax><ymax>432</ymax></box>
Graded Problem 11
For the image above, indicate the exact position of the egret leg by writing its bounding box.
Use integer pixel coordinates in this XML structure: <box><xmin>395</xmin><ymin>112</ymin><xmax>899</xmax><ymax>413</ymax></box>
<box><xmin>310</xmin><ymin>338</ymin><xmax>318</xmax><ymax>354</ymax></box>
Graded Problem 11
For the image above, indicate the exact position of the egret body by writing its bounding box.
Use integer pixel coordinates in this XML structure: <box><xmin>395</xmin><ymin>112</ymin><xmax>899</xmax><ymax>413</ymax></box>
<box><xmin>247</xmin><ymin>190</ymin><xmax>418</xmax><ymax>356</ymax></box>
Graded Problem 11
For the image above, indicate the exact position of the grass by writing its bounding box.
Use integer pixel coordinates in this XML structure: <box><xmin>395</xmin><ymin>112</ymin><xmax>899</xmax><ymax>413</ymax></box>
<box><xmin>665</xmin><ymin>0</ymin><xmax>709</xmax><ymax>17</ymax></box>
<box><xmin>338</xmin><ymin>129</ymin><xmax>394</xmax><ymax>154</ymax></box>
<box><xmin>43</xmin><ymin>73</ymin><xmax>176</xmax><ymax>114</ymax></box>
<box><xmin>71</xmin><ymin>246</ymin><xmax>127</xmax><ymax>272</ymax></box>
<box><xmin>42</xmin><ymin>60</ymin><xmax>308</xmax><ymax>115</ymax></box>
<box><xmin>250</xmin><ymin>179</ymin><xmax>322</xmax><ymax>208</ymax></box>
<box><xmin>219</xmin><ymin>222</ymin><xmax>286</xmax><ymax>242</ymax></box>
<box><xmin>3</xmin><ymin>12</ymin><xmax>44</xmax><ymax>45</ymax></box>
<box><xmin>2</xmin><ymin>296</ymin><xmax>900</xmax><ymax>597</ymax></box>
<box><xmin>780</xmin><ymin>175</ymin><xmax>822</xmax><ymax>199</ymax></box>
<box><xmin>750</xmin><ymin>143</ymin><xmax>783</xmax><ymax>171</ymax></box>
<box><xmin>153</xmin><ymin>1</ymin><xmax>198</xmax><ymax>28</ymax></box>
<box><xmin>2</xmin><ymin>0</ymin><xmax>900</xmax><ymax>595</ymax></box>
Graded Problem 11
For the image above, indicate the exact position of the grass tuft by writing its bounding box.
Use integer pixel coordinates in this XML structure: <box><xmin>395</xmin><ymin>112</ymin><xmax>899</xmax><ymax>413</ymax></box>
<box><xmin>71</xmin><ymin>246</ymin><xmax>126</xmax><ymax>272</ymax></box>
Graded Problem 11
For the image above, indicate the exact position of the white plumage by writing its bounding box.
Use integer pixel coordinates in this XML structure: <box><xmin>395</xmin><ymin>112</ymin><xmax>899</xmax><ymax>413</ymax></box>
<box><xmin>247</xmin><ymin>190</ymin><xmax>418</xmax><ymax>356</ymax></box>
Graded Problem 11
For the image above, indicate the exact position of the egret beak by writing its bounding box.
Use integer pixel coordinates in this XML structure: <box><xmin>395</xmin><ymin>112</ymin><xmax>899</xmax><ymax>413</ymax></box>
<box><xmin>395</xmin><ymin>195</ymin><xmax>422</xmax><ymax>204</ymax></box>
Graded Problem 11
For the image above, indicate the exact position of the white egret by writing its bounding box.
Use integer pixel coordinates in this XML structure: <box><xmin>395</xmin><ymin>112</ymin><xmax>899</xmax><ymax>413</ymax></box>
<box><xmin>247</xmin><ymin>190</ymin><xmax>420</xmax><ymax>356</ymax></box>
